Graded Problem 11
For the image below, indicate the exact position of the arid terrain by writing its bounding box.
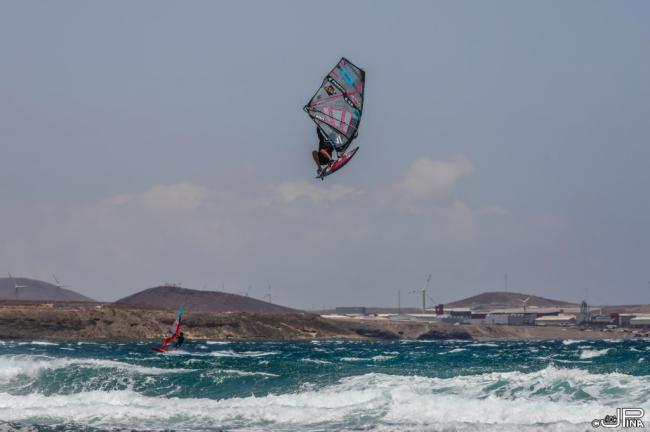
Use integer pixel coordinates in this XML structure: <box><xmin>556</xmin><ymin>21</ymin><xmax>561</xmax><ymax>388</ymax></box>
<box><xmin>0</xmin><ymin>301</ymin><xmax>639</xmax><ymax>341</ymax></box>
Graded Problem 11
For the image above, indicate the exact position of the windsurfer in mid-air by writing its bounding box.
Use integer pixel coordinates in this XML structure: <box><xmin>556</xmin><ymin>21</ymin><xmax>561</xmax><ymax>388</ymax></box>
<box><xmin>312</xmin><ymin>127</ymin><xmax>334</xmax><ymax>175</ymax></box>
<box><xmin>305</xmin><ymin>58</ymin><xmax>365</xmax><ymax>179</ymax></box>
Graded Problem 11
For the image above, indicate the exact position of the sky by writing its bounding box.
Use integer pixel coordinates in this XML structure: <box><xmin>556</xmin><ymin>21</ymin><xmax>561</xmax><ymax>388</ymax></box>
<box><xmin>1</xmin><ymin>1</ymin><xmax>649</xmax><ymax>308</ymax></box>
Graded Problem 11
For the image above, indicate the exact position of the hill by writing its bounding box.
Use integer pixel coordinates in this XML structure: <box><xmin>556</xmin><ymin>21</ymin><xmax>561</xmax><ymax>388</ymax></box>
<box><xmin>446</xmin><ymin>291</ymin><xmax>577</xmax><ymax>310</ymax></box>
<box><xmin>115</xmin><ymin>285</ymin><xmax>300</xmax><ymax>313</ymax></box>
<box><xmin>0</xmin><ymin>277</ymin><xmax>95</xmax><ymax>302</ymax></box>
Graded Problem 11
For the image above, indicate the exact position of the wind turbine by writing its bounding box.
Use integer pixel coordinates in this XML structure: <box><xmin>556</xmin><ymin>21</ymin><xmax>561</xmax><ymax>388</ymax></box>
<box><xmin>239</xmin><ymin>285</ymin><xmax>251</xmax><ymax>297</ymax></box>
<box><xmin>52</xmin><ymin>274</ymin><xmax>70</xmax><ymax>289</ymax></box>
<box><xmin>410</xmin><ymin>274</ymin><xmax>432</xmax><ymax>313</ymax></box>
<box><xmin>8</xmin><ymin>273</ymin><xmax>29</xmax><ymax>299</ymax></box>
<box><xmin>266</xmin><ymin>283</ymin><xmax>273</xmax><ymax>304</ymax></box>
<box><xmin>518</xmin><ymin>296</ymin><xmax>530</xmax><ymax>313</ymax></box>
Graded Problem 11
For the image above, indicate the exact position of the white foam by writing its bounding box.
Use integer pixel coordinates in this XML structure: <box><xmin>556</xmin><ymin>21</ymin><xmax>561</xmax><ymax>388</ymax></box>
<box><xmin>161</xmin><ymin>349</ymin><xmax>191</xmax><ymax>356</ymax></box>
<box><xmin>438</xmin><ymin>348</ymin><xmax>467</xmax><ymax>355</ymax></box>
<box><xmin>561</xmin><ymin>339</ymin><xmax>583</xmax><ymax>345</ymax></box>
<box><xmin>579</xmin><ymin>349</ymin><xmax>611</xmax><ymax>359</ymax></box>
<box><xmin>1</xmin><ymin>367</ymin><xmax>649</xmax><ymax>431</ymax></box>
<box><xmin>0</xmin><ymin>355</ymin><xmax>191</xmax><ymax>382</ymax></box>
<box><xmin>220</xmin><ymin>369</ymin><xmax>279</xmax><ymax>377</ymax></box>
<box><xmin>301</xmin><ymin>358</ymin><xmax>333</xmax><ymax>365</ymax></box>
<box><xmin>371</xmin><ymin>355</ymin><xmax>396</xmax><ymax>361</ymax></box>
<box><xmin>205</xmin><ymin>341</ymin><xmax>230</xmax><ymax>345</ymax></box>
<box><xmin>468</xmin><ymin>343</ymin><xmax>499</xmax><ymax>347</ymax></box>
<box><xmin>17</xmin><ymin>341</ymin><xmax>58</xmax><ymax>346</ymax></box>
<box><xmin>208</xmin><ymin>350</ymin><xmax>278</xmax><ymax>358</ymax></box>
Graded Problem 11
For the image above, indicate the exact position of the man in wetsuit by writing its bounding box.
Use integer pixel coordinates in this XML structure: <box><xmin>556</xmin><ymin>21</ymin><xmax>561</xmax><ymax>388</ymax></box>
<box><xmin>174</xmin><ymin>332</ymin><xmax>185</xmax><ymax>348</ymax></box>
<box><xmin>312</xmin><ymin>127</ymin><xmax>334</xmax><ymax>174</ymax></box>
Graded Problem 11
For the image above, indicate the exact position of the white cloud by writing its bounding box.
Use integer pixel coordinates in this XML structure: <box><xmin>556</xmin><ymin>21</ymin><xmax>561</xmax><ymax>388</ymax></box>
<box><xmin>394</xmin><ymin>156</ymin><xmax>473</xmax><ymax>201</ymax></box>
<box><xmin>269</xmin><ymin>181</ymin><xmax>358</xmax><ymax>204</ymax></box>
<box><xmin>106</xmin><ymin>182</ymin><xmax>212</xmax><ymax>213</ymax></box>
<box><xmin>0</xmin><ymin>156</ymin><xmax>514</xmax><ymax>305</ymax></box>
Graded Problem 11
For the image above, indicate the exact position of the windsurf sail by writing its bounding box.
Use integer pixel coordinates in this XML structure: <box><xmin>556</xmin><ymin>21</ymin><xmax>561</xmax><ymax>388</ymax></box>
<box><xmin>304</xmin><ymin>57</ymin><xmax>365</xmax><ymax>154</ymax></box>
<box><xmin>160</xmin><ymin>304</ymin><xmax>185</xmax><ymax>350</ymax></box>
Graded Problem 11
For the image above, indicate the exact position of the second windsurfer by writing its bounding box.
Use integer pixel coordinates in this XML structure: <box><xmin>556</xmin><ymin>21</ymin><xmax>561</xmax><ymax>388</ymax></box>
<box><xmin>174</xmin><ymin>332</ymin><xmax>185</xmax><ymax>348</ymax></box>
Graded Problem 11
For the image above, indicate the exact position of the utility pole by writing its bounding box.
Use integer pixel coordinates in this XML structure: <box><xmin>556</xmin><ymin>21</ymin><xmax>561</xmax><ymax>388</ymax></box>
<box><xmin>504</xmin><ymin>273</ymin><xmax>508</xmax><ymax>293</ymax></box>
<box><xmin>410</xmin><ymin>275</ymin><xmax>431</xmax><ymax>313</ymax></box>
<box><xmin>421</xmin><ymin>290</ymin><xmax>426</xmax><ymax>313</ymax></box>
<box><xmin>398</xmin><ymin>289</ymin><xmax>401</xmax><ymax>314</ymax></box>
<box><xmin>424</xmin><ymin>274</ymin><xmax>431</xmax><ymax>312</ymax></box>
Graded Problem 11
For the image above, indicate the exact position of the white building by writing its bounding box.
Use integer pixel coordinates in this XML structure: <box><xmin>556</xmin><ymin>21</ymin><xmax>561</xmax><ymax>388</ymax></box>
<box><xmin>630</xmin><ymin>315</ymin><xmax>650</xmax><ymax>327</ymax></box>
<box><xmin>484</xmin><ymin>314</ymin><xmax>509</xmax><ymax>325</ymax></box>
<box><xmin>618</xmin><ymin>313</ymin><xmax>637</xmax><ymax>327</ymax></box>
<box><xmin>535</xmin><ymin>314</ymin><xmax>576</xmax><ymax>326</ymax></box>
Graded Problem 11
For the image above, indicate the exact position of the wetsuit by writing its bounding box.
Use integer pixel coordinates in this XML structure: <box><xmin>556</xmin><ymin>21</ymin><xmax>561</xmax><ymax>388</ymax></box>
<box><xmin>317</xmin><ymin>128</ymin><xmax>334</xmax><ymax>165</ymax></box>
<box><xmin>174</xmin><ymin>334</ymin><xmax>185</xmax><ymax>348</ymax></box>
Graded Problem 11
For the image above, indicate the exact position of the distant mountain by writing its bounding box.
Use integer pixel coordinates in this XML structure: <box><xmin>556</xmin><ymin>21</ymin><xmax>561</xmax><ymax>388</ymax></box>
<box><xmin>0</xmin><ymin>277</ymin><xmax>95</xmax><ymax>302</ymax></box>
<box><xmin>446</xmin><ymin>291</ymin><xmax>577</xmax><ymax>310</ymax></box>
<box><xmin>115</xmin><ymin>286</ymin><xmax>300</xmax><ymax>314</ymax></box>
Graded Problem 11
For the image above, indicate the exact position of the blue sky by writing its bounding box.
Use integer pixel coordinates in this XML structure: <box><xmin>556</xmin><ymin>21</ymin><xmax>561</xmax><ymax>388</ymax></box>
<box><xmin>1</xmin><ymin>1</ymin><xmax>649</xmax><ymax>307</ymax></box>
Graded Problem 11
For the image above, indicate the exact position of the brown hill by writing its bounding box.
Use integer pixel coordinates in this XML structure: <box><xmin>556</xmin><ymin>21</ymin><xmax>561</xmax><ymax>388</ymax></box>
<box><xmin>446</xmin><ymin>291</ymin><xmax>577</xmax><ymax>310</ymax></box>
<box><xmin>115</xmin><ymin>285</ymin><xmax>300</xmax><ymax>313</ymax></box>
<box><xmin>0</xmin><ymin>277</ymin><xmax>94</xmax><ymax>302</ymax></box>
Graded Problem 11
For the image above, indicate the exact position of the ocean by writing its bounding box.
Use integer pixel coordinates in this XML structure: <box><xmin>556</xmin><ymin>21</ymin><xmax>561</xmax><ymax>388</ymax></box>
<box><xmin>1</xmin><ymin>338</ymin><xmax>649</xmax><ymax>431</ymax></box>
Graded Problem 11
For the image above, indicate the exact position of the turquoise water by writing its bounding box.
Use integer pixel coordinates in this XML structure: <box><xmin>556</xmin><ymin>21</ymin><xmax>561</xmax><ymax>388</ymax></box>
<box><xmin>1</xmin><ymin>338</ymin><xmax>649</xmax><ymax>431</ymax></box>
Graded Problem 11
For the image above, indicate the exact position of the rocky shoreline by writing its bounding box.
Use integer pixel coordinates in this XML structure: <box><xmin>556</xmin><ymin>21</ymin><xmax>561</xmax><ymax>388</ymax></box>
<box><xmin>0</xmin><ymin>302</ymin><xmax>638</xmax><ymax>341</ymax></box>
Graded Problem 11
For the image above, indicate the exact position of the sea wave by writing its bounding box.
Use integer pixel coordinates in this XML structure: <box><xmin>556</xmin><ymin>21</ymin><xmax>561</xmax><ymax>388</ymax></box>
<box><xmin>579</xmin><ymin>349</ymin><xmax>611</xmax><ymax>359</ymax></box>
<box><xmin>301</xmin><ymin>358</ymin><xmax>333</xmax><ymax>365</ymax></box>
<box><xmin>1</xmin><ymin>367</ymin><xmax>648</xmax><ymax>431</ymax></box>
<box><xmin>208</xmin><ymin>350</ymin><xmax>279</xmax><ymax>358</ymax></box>
<box><xmin>439</xmin><ymin>348</ymin><xmax>467</xmax><ymax>355</ymax></box>
<box><xmin>16</xmin><ymin>341</ymin><xmax>59</xmax><ymax>346</ymax></box>
<box><xmin>561</xmin><ymin>339</ymin><xmax>583</xmax><ymax>345</ymax></box>
<box><xmin>0</xmin><ymin>355</ymin><xmax>191</xmax><ymax>382</ymax></box>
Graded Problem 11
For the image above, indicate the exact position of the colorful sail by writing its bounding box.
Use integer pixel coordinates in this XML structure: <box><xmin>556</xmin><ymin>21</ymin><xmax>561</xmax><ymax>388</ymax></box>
<box><xmin>160</xmin><ymin>304</ymin><xmax>185</xmax><ymax>350</ymax></box>
<box><xmin>304</xmin><ymin>57</ymin><xmax>365</xmax><ymax>154</ymax></box>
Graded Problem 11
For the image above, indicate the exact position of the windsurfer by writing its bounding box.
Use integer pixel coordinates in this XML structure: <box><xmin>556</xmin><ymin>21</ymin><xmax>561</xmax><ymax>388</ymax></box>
<box><xmin>175</xmin><ymin>332</ymin><xmax>185</xmax><ymax>348</ymax></box>
<box><xmin>312</xmin><ymin>127</ymin><xmax>334</xmax><ymax>174</ymax></box>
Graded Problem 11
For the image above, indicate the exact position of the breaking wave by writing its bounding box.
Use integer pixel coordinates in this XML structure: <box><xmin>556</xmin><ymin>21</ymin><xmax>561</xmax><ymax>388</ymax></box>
<box><xmin>1</xmin><ymin>339</ymin><xmax>649</xmax><ymax>431</ymax></box>
<box><xmin>579</xmin><ymin>349</ymin><xmax>611</xmax><ymax>359</ymax></box>
<box><xmin>1</xmin><ymin>367</ymin><xmax>649</xmax><ymax>431</ymax></box>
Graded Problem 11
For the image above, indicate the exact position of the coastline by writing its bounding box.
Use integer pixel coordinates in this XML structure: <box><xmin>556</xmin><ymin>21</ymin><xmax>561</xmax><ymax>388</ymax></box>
<box><xmin>0</xmin><ymin>302</ymin><xmax>642</xmax><ymax>342</ymax></box>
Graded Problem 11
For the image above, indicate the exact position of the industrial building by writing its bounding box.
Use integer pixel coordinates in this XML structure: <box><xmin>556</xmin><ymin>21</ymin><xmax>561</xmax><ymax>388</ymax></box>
<box><xmin>617</xmin><ymin>313</ymin><xmax>637</xmax><ymax>327</ymax></box>
<box><xmin>334</xmin><ymin>307</ymin><xmax>368</xmax><ymax>316</ymax></box>
<box><xmin>534</xmin><ymin>314</ymin><xmax>576</xmax><ymax>326</ymax></box>
<box><xmin>630</xmin><ymin>315</ymin><xmax>650</xmax><ymax>327</ymax></box>
<box><xmin>590</xmin><ymin>315</ymin><xmax>615</xmax><ymax>326</ymax></box>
